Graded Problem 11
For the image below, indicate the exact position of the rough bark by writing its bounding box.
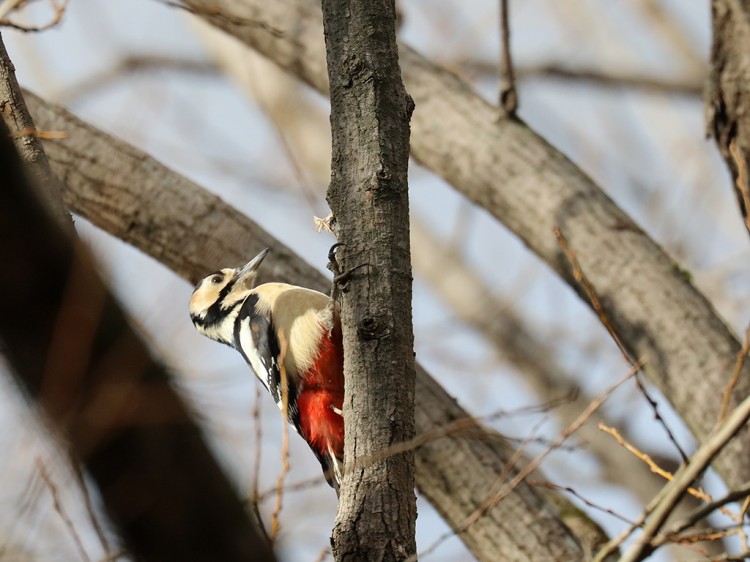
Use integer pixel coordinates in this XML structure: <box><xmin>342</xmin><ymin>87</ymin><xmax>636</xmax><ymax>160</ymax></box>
<box><xmin>180</xmin><ymin>0</ymin><xmax>750</xmax><ymax>491</ymax></box>
<box><xmin>706</xmin><ymin>0</ymin><xmax>750</xmax><ymax>237</ymax></box>
<box><xmin>0</xmin><ymin>117</ymin><xmax>275</xmax><ymax>562</ymax></box>
<box><xmin>321</xmin><ymin>1</ymin><xmax>416</xmax><ymax>559</ymax></box>
<box><xmin>25</xmin><ymin>91</ymin><xmax>600</xmax><ymax>561</ymax></box>
<box><xmin>0</xmin><ymin>32</ymin><xmax>71</xmax><ymax>231</ymax></box>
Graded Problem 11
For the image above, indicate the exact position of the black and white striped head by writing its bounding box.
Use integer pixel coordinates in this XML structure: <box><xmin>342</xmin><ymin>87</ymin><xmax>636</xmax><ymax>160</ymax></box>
<box><xmin>189</xmin><ymin>248</ymin><xmax>269</xmax><ymax>343</ymax></box>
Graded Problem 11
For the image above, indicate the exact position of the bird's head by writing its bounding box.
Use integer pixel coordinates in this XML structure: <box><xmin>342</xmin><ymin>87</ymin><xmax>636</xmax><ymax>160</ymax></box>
<box><xmin>189</xmin><ymin>248</ymin><xmax>270</xmax><ymax>337</ymax></box>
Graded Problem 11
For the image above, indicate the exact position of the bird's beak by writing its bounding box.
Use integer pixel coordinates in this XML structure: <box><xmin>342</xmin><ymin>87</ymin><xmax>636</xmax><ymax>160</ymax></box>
<box><xmin>237</xmin><ymin>248</ymin><xmax>270</xmax><ymax>280</ymax></box>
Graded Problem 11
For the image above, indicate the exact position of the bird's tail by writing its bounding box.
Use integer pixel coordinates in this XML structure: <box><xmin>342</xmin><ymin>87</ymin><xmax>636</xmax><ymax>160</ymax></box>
<box><xmin>327</xmin><ymin>443</ymin><xmax>344</xmax><ymax>496</ymax></box>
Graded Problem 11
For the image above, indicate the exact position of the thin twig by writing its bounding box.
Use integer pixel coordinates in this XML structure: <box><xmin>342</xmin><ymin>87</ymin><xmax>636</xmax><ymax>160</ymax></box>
<box><xmin>269</xmin><ymin>334</ymin><xmax>290</xmax><ymax>542</ymax></box>
<box><xmin>665</xmin><ymin>525</ymin><xmax>742</xmax><ymax>546</ymax></box>
<box><xmin>530</xmin><ymin>480</ymin><xmax>635</xmax><ymax>525</ymax></box>
<box><xmin>157</xmin><ymin>0</ymin><xmax>283</xmax><ymax>37</ymax></box>
<box><xmin>498</xmin><ymin>0</ymin><xmax>517</xmax><ymax>116</ymax></box>
<box><xmin>651</xmin><ymin>481</ymin><xmax>750</xmax><ymax>548</ymax></box>
<box><xmin>615</xmin><ymin>388</ymin><xmax>750</xmax><ymax>561</ymax></box>
<box><xmin>70</xmin><ymin>457</ymin><xmax>112</xmax><ymax>555</ymax></box>
<box><xmin>554</xmin><ymin>227</ymin><xmax>629</xmax><ymax>358</ymax></box>
<box><xmin>600</xmin><ymin>422</ymin><xmax>740</xmax><ymax>524</ymax></box>
<box><xmin>59</xmin><ymin>55</ymin><xmax>219</xmax><ymax>102</ymax></box>
<box><xmin>412</xmin><ymin>359</ymin><xmax>643</xmax><ymax>562</ymax></box>
<box><xmin>0</xmin><ymin>0</ymin><xmax>68</xmax><ymax>32</ymax></box>
<box><xmin>0</xmin><ymin>465</ymin><xmax>44</xmax><ymax>559</ymax></box>
<box><xmin>312</xmin><ymin>545</ymin><xmax>331</xmax><ymax>562</ymax></box>
<box><xmin>739</xmin><ymin>498</ymin><xmax>750</xmax><ymax>550</ymax></box>
<box><xmin>12</xmin><ymin>126</ymin><xmax>67</xmax><ymax>139</ymax></box>
<box><xmin>554</xmin><ymin>226</ymin><xmax>689</xmax><ymax>463</ymax></box>
<box><xmin>718</xmin><ymin>323</ymin><xmax>750</xmax><ymax>423</ymax></box>
<box><xmin>258</xmin><ymin>474</ymin><xmax>326</xmax><ymax>503</ymax></box>
<box><xmin>519</xmin><ymin>64</ymin><xmax>703</xmax><ymax>96</ymax></box>
<box><xmin>37</xmin><ymin>458</ymin><xmax>92</xmax><ymax>562</ymax></box>
<box><xmin>250</xmin><ymin>384</ymin><xmax>272</xmax><ymax>545</ymax></box>
<box><xmin>599</xmin><ymin>423</ymin><xmax>706</xmax><ymax>498</ymax></box>
<box><xmin>345</xmin><ymin>392</ymin><xmax>578</xmax><ymax>476</ymax></box>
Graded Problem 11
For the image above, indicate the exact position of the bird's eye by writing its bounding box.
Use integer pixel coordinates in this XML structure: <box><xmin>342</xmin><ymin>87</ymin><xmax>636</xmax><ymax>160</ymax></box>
<box><xmin>210</xmin><ymin>274</ymin><xmax>223</xmax><ymax>285</ymax></box>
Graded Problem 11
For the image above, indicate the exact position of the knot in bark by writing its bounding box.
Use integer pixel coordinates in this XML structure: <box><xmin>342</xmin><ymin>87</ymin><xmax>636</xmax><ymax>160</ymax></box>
<box><xmin>357</xmin><ymin>315</ymin><xmax>387</xmax><ymax>340</ymax></box>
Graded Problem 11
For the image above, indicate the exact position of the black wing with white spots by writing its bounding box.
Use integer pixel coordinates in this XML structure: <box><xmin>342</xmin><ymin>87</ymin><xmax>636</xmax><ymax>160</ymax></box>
<box><xmin>233</xmin><ymin>294</ymin><xmax>300</xmax><ymax>427</ymax></box>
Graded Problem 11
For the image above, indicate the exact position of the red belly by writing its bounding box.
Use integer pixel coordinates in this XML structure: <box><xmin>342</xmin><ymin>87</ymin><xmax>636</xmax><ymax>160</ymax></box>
<box><xmin>296</xmin><ymin>321</ymin><xmax>344</xmax><ymax>459</ymax></box>
<box><xmin>297</xmin><ymin>389</ymin><xmax>344</xmax><ymax>457</ymax></box>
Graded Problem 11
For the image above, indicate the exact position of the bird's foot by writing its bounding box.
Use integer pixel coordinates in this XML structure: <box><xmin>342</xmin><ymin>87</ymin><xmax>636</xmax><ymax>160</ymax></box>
<box><xmin>328</xmin><ymin>243</ymin><xmax>370</xmax><ymax>300</ymax></box>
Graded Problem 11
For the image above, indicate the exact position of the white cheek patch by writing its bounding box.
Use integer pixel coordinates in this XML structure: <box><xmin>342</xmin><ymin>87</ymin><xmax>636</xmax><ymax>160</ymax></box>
<box><xmin>203</xmin><ymin>306</ymin><xmax>239</xmax><ymax>345</ymax></box>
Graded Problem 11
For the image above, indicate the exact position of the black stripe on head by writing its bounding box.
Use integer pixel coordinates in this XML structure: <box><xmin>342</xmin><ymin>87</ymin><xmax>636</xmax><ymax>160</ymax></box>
<box><xmin>191</xmin><ymin>275</ymin><xmax>240</xmax><ymax>329</ymax></box>
<box><xmin>234</xmin><ymin>294</ymin><xmax>299</xmax><ymax>426</ymax></box>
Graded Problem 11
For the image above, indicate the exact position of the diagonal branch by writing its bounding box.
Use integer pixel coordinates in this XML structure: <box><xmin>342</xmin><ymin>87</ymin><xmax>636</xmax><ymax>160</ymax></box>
<box><xmin>617</xmin><ymin>389</ymin><xmax>750</xmax><ymax>561</ymax></box>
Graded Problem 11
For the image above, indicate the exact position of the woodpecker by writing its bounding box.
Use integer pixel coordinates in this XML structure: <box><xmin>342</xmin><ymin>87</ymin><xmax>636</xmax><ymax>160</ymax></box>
<box><xmin>189</xmin><ymin>248</ymin><xmax>344</xmax><ymax>490</ymax></box>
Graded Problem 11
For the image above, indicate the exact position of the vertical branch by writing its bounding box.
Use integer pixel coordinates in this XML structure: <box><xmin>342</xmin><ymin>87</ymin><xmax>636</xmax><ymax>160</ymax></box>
<box><xmin>718</xmin><ymin>324</ymin><xmax>750</xmax><ymax>423</ymax></box>
<box><xmin>250</xmin><ymin>384</ymin><xmax>272</xmax><ymax>544</ymax></box>
<box><xmin>498</xmin><ymin>0</ymin><xmax>517</xmax><ymax>116</ymax></box>
<box><xmin>70</xmin><ymin>456</ymin><xmax>113</xmax><ymax>556</ymax></box>
<box><xmin>320</xmin><ymin>0</ymin><xmax>417</xmax><ymax>559</ymax></box>
<box><xmin>706</xmin><ymin>0</ymin><xmax>750</xmax><ymax>238</ymax></box>
<box><xmin>0</xmin><ymin>32</ymin><xmax>71</xmax><ymax>231</ymax></box>
<box><xmin>270</xmin><ymin>336</ymin><xmax>290</xmax><ymax>542</ymax></box>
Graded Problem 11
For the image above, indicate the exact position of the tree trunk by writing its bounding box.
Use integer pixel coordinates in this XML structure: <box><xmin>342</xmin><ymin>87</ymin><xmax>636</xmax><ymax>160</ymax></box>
<box><xmin>320</xmin><ymin>0</ymin><xmax>417</xmax><ymax>559</ymax></box>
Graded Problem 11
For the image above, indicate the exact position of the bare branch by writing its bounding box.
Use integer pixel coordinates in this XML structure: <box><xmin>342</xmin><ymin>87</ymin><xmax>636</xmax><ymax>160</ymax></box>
<box><xmin>706</xmin><ymin>0</ymin><xmax>750</xmax><ymax>238</ymax></box>
<box><xmin>610</xmin><ymin>389</ymin><xmax>750</xmax><ymax>561</ymax></box>
<box><xmin>0</xmin><ymin>0</ymin><xmax>68</xmax><ymax>32</ymax></box>
<box><xmin>0</xmin><ymin>32</ymin><xmax>71</xmax><ymax>230</ymax></box>
<box><xmin>517</xmin><ymin>63</ymin><xmax>703</xmax><ymax>96</ymax></box>
<box><xmin>719</xmin><ymin>324</ymin><xmax>750</xmax><ymax>423</ymax></box>
<box><xmin>498</xmin><ymin>0</ymin><xmax>517</xmax><ymax>115</ymax></box>
<box><xmin>58</xmin><ymin>54</ymin><xmax>219</xmax><ymax>102</ymax></box>
<box><xmin>411</xmin><ymin>218</ymin><xmax>696</xmax><ymax>523</ymax></box>
<box><xmin>555</xmin><ymin>227</ymin><xmax>688</xmax><ymax>462</ymax></box>
<box><xmin>459</xmin><ymin>59</ymin><xmax>704</xmax><ymax>96</ymax></box>
<box><xmin>37</xmin><ymin>458</ymin><xmax>92</xmax><ymax>562</ymax></box>
<box><xmin>653</xmin><ymin>481</ymin><xmax>750</xmax><ymax>548</ymax></box>
<box><xmin>416</xmin><ymin>361</ymin><xmax>641</xmax><ymax>561</ymax></box>
<box><xmin>321</xmin><ymin>0</ymin><xmax>417</xmax><ymax>556</ymax></box>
